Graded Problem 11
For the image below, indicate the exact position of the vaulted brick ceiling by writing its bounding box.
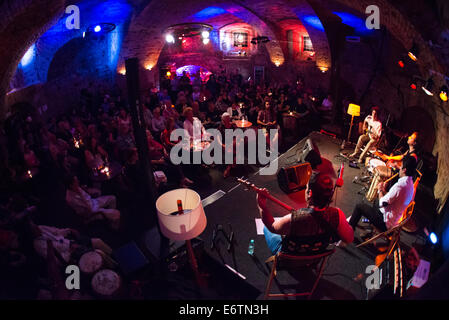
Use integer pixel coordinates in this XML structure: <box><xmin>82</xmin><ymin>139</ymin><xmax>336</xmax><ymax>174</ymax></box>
<box><xmin>1</xmin><ymin>0</ymin><xmax>449</xmax><ymax>116</ymax></box>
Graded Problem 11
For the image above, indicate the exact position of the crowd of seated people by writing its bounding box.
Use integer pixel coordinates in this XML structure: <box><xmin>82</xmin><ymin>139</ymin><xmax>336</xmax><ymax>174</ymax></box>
<box><xmin>0</xmin><ymin>70</ymin><xmax>333</xmax><ymax>299</ymax></box>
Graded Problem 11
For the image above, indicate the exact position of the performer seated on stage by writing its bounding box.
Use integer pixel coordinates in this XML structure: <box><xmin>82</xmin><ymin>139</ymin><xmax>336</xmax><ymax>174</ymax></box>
<box><xmin>257</xmin><ymin>172</ymin><xmax>354</xmax><ymax>255</ymax></box>
<box><xmin>349</xmin><ymin>106</ymin><xmax>382</xmax><ymax>164</ymax></box>
<box><xmin>349</xmin><ymin>155</ymin><xmax>417</xmax><ymax>233</ymax></box>
<box><xmin>382</xmin><ymin>132</ymin><xmax>419</xmax><ymax>168</ymax></box>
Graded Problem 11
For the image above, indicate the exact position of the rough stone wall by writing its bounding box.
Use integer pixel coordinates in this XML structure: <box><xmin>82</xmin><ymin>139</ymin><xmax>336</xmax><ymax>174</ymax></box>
<box><xmin>0</xmin><ymin>0</ymin><xmax>67</xmax><ymax>119</ymax></box>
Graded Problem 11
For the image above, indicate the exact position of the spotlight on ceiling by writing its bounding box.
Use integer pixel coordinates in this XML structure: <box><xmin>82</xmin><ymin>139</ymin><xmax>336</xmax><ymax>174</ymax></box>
<box><xmin>408</xmin><ymin>42</ymin><xmax>419</xmax><ymax>62</ymax></box>
<box><xmin>85</xmin><ymin>23</ymin><xmax>116</xmax><ymax>38</ymax></box>
<box><xmin>202</xmin><ymin>38</ymin><xmax>210</xmax><ymax>45</ymax></box>
<box><xmin>201</xmin><ymin>30</ymin><xmax>210</xmax><ymax>39</ymax></box>
<box><xmin>439</xmin><ymin>85</ymin><xmax>448</xmax><ymax>102</ymax></box>
<box><xmin>166</xmin><ymin>34</ymin><xmax>175</xmax><ymax>43</ymax></box>
<box><xmin>163</xmin><ymin>23</ymin><xmax>213</xmax><ymax>44</ymax></box>
<box><xmin>429</xmin><ymin>232</ymin><xmax>438</xmax><ymax>244</ymax></box>
<box><xmin>422</xmin><ymin>77</ymin><xmax>434</xmax><ymax>96</ymax></box>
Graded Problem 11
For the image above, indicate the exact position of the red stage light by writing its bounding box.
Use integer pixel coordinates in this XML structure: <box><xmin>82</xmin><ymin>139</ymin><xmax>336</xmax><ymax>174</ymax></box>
<box><xmin>398</xmin><ymin>60</ymin><xmax>405</xmax><ymax>68</ymax></box>
<box><xmin>410</xmin><ymin>84</ymin><xmax>417</xmax><ymax>90</ymax></box>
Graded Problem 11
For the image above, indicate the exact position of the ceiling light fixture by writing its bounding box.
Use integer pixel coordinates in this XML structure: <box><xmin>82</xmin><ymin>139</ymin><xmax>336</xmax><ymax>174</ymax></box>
<box><xmin>422</xmin><ymin>77</ymin><xmax>434</xmax><ymax>96</ymax></box>
<box><xmin>408</xmin><ymin>42</ymin><xmax>419</xmax><ymax>62</ymax></box>
<box><xmin>163</xmin><ymin>23</ymin><xmax>213</xmax><ymax>44</ymax></box>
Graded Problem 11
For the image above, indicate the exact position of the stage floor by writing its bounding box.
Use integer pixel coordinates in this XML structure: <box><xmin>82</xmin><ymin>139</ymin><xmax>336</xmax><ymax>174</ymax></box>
<box><xmin>192</xmin><ymin>131</ymin><xmax>429</xmax><ymax>300</ymax></box>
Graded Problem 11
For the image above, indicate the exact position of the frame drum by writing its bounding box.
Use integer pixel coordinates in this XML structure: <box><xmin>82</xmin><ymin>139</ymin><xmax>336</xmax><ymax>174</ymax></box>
<box><xmin>368</xmin><ymin>158</ymin><xmax>386</xmax><ymax>173</ymax></box>
<box><xmin>91</xmin><ymin>269</ymin><xmax>122</xmax><ymax>298</ymax></box>
<box><xmin>79</xmin><ymin>251</ymin><xmax>103</xmax><ymax>275</ymax></box>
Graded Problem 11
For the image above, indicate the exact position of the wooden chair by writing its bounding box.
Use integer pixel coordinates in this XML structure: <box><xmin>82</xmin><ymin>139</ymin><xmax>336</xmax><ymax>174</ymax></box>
<box><xmin>264</xmin><ymin>248</ymin><xmax>335</xmax><ymax>300</ymax></box>
<box><xmin>356</xmin><ymin>200</ymin><xmax>415</xmax><ymax>266</ymax></box>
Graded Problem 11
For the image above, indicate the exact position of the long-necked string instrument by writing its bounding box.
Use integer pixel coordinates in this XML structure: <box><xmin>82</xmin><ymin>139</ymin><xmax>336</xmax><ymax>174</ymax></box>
<box><xmin>383</xmin><ymin>172</ymin><xmax>399</xmax><ymax>185</ymax></box>
<box><xmin>236</xmin><ymin>177</ymin><xmax>294</xmax><ymax>212</ymax></box>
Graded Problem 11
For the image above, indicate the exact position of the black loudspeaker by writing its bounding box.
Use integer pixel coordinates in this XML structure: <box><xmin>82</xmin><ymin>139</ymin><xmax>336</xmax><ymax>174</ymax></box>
<box><xmin>277</xmin><ymin>162</ymin><xmax>313</xmax><ymax>194</ymax></box>
<box><xmin>299</xmin><ymin>138</ymin><xmax>322</xmax><ymax>168</ymax></box>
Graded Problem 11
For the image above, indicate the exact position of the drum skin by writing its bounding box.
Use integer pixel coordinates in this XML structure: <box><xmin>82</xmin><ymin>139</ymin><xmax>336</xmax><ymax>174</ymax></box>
<box><xmin>79</xmin><ymin>251</ymin><xmax>103</xmax><ymax>275</ymax></box>
<box><xmin>91</xmin><ymin>269</ymin><xmax>122</xmax><ymax>298</ymax></box>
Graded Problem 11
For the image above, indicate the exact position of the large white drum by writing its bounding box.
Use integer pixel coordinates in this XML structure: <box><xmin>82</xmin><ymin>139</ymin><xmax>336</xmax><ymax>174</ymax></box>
<box><xmin>368</xmin><ymin>158</ymin><xmax>385</xmax><ymax>173</ymax></box>
<box><xmin>91</xmin><ymin>269</ymin><xmax>122</xmax><ymax>298</ymax></box>
<box><xmin>79</xmin><ymin>251</ymin><xmax>103</xmax><ymax>275</ymax></box>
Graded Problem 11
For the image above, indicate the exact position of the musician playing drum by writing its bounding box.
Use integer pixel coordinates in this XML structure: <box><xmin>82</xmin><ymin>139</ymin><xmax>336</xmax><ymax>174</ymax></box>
<box><xmin>349</xmin><ymin>106</ymin><xmax>382</xmax><ymax>164</ymax></box>
<box><xmin>257</xmin><ymin>172</ymin><xmax>353</xmax><ymax>255</ymax></box>
<box><xmin>349</xmin><ymin>155</ymin><xmax>417</xmax><ymax>233</ymax></box>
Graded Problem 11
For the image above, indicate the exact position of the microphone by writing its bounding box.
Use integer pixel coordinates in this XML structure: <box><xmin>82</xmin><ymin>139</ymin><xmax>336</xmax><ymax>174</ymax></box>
<box><xmin>336</xmin><ymin>163</ymin><xmax>344</xmax><ymax>188</ymax></box>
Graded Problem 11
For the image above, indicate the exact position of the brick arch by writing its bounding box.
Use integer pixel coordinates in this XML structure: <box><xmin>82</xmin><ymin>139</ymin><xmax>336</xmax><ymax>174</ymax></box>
<box><xmin>0</xmin><ymin>0</ymin><xmax>66</xmax><ymax>119</ymax></box>
<box><xmin>331</xmin><ymin>0</ymin><xmax>445</xmax><ymax>75</ymax></box>
<box><xmin>230</xmin><ymin>0</ymin><xmax>332</xmax><ymax>71</ymax></box>
<box><xmin>118</xmin><ymin>0</ymin><xmax>286</xmax><ymax>71</ymax></box>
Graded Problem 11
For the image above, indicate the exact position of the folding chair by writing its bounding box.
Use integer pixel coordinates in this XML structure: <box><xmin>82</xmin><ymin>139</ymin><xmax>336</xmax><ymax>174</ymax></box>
<box><xmin>356</xmin><ymin>200</ymin><xmax>415</xmax><ymax>266</ymax></box>
<box><xmin>264</xmin><ymin>248</ymin><xmax>335</xmax><ymax>300</ymax></box>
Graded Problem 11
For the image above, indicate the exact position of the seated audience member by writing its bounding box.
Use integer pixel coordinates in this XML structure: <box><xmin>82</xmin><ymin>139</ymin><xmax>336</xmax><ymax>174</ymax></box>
<box><xmin>318</xmin><ymin>94</ymin><xmax>333</xmax><ymax>113</ymax></box>
<box><xmin>161</xmin><ymin>117</ymin><xmax>181</xmax><ymax>151</ymax></box>
<box><xmin>117</xmin><ymin>108</ymin><xmax>131</xmax><ymax>129</ymax></box>
<box><xmin>54</xmin><ymin>118</ymin><xmax>73</xmax><ymax>142</ymax></box>
<box><xmin>65</xmin><ymin>175</ymin><xmax>121</xmax><ymax>230</ymax></box>
<box><xmin>349</xmin><ymin>155</ymin><xmax>416</xmax><ymax>233</ymax></box>
<box><xmin>257</xmin><ymin>172</ymin><xmax>353</xmax><ymax>255</ymax></box>
<box><xmin>183</xmin><ymin>107</ymin><xmax>206</xmax><ymax>140</ymax></box>
<box><xmin>227</xmin><ymin>103</ymin><xmax>243</xmax><ymax>120</ymax></box>
<box><xmin>192</xmin><ymin>101</ymin><xmax>204</xmax><ymax>121</ymax></box>
<box><xmin>257</xmin><ymin>101</ymin><xmax>277</xmax><ymax>129</ymax></box>
<box><xmin>192</xmin><ymin>86</ymin><xmax>201</xmax><ymax>102</ymax></box>
<box><xmin>203</xmin><ymin>102</ymin><xmax>221</xmax><ymax>128</ymax></box>
<box><xmin>215</xmin><ymin>92</ymin><xmax>231</xmax><ymax>112</ymax></box>
<box><xmin>28</xmin><ymin>217</ymin><xmax>114</xmax><ymax>265</ymax></box>
<box><xmin>142</xmin><ymin>104</ymin><xmax>153</xmax><ymax>129</ymax></box>
<box><xmin>217</xmin><ymin>113</ymin><xmax>237</xmax><ymax>178</ymax></box>
<box><xmin>116</xmin><ymin>123</ymin><xmax>135</xmax><ymax>155</ymax></box>
<box><xmin>248</xmin><ymin>102</ymin><xmax>261</xmax><ymax>125</ymax></box>
<box><xmin>146</xmin><ymin>130</ymin><xmax>193</xmax><ymax>188</ymax></box>
<box><xmin>161</xmin><ymin>100</ymin><xmax>180</xmax><ymax>127</ymax></box>
<box><xmin>151</xmin><ymin>106</ymin><xmax>166</xmax><ymax>138</ymax></box>
<box><xmin>293</xmin><ymin>97</ymin><xmax>310</xmax><ymax>118</ymax></box>
<box><xmin>84</xmin><ymin>137</ymin><xmax>109</xmax><ymax>171</ymax></box>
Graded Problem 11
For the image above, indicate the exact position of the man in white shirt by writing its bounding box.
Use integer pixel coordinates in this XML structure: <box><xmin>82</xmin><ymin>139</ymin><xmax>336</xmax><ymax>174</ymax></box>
<box><xmin>349</xmin><ymin>107</ymin><xmax>382</xmax><ymax>164</ymax></box>
<box><xmin>349</xmin><ymin>155</ymin><xmax>416</xmax><ymax>232</ymax></box>
<box><xmin>65</xmin><ymin>175</ymin><xmax>121</xmax><ymax>230</ymax></box>
<box><xmin>183</xmin><ymin>107</ymin><xmax>206</xmax><ymax>139</ymax></box>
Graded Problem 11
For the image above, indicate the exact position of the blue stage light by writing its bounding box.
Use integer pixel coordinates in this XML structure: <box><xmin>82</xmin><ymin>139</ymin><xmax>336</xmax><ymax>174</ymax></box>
<box><xmin>94</xmin><ymin>25</ymin><xmax>102</xmax><ymax>32</ymax></box>
<box><xmin>20</xmin><ymin>44</ymin><xmax>35</xmax><ymax>66</ymax></box>
<box><xmin>430</xmin><ymin>232</ymin><xmax>438</xmax><ymax>244</ymax></box>
<box><xmin>193</xmin><ymin>7</ymin><xmax>227</xmax><ymax>20</ymax></box>
<box><xmin>302</xmin><ymin>16</ymin><xmax>325</xmax><ymax>31</ymax></box>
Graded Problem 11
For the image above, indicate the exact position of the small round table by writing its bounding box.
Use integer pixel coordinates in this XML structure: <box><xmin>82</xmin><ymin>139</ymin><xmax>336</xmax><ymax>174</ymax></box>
<box><xmin>233</xmin><ymin>120</ymin><xmax>253</xmax><ymax>129</ymax></box>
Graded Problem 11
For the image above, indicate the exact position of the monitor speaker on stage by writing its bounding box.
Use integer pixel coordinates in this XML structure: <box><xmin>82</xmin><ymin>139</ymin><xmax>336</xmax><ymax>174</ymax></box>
<box><xmin>277</xmin><ymin>162</ymin><xmax>313</xmax><ymax>194</ymax></box>
<box><xmin>299</xmin><ymin>138</ymin><xmax>322</xmax><ymax>169</ymax></box>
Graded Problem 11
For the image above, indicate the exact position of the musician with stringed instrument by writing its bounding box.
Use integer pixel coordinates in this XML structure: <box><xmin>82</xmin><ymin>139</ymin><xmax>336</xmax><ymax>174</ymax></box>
<box><xmin>246</xmin><ymin>172</ymin><xmax>354</xmax><ymax>255</ymax></box>
<box><xmin>349</xmin><ymin>107</ymin><xmax>383</xmax><ymax>164</ymax></box>
<box><xmin>375</xmin><ymin>132</ymin><xmax>419</xmax><ymax>170</ymax></box>
<box><xmin>349</xmin><ymin>155</ymin><xmax>416</xmax><ymax>233</ymax></box>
